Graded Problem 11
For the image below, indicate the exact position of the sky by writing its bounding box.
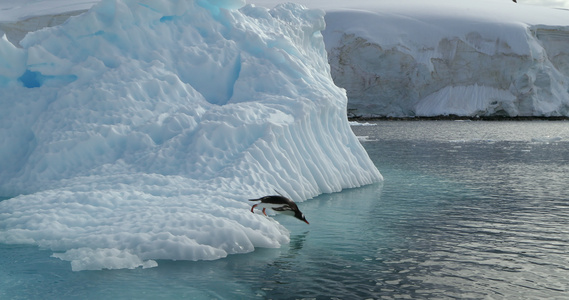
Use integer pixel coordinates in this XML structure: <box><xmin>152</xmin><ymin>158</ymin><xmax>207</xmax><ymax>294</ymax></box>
<box><xmin>524</xmin><ymin>0</ymin><xmax>569</xmax><ymax>9</ymax></box>
<box><xmin>1</xmin><ymin>0</ymin><xmax>568</xmax><ymax>23</ymax></box>
<box><xmin>249</xmin><ymin>0</ymin><xmax>569</xmax><ymax>9</ymax></box>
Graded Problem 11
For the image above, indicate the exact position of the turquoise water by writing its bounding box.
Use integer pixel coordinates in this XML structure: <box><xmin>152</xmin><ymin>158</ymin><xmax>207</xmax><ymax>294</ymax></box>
<box><xmin>2</xmin><ymin>121</ymin><xmax>569</xmax><ymax>299</ymax></box>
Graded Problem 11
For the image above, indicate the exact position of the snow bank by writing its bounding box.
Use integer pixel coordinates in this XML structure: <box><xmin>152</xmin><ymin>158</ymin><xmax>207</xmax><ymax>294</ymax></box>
<box><xmin>321</xmin><ymin>0</ymin><xmax>569</xmax><ymax>117</ymax></box>
<box><xmin>0</xmin><ymin>0</ymin><xmax>381</xmax><ymax>271</ymax></box>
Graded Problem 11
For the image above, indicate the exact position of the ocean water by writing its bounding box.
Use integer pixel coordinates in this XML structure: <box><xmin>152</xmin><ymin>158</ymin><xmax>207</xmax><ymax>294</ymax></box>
<box><xmin>2</xmin><ymin>121</ymin><xmax>569</xmax><ymax>299</ymax></box>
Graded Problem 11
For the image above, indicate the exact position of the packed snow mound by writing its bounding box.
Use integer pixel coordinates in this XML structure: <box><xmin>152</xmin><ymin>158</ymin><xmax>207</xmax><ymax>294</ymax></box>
<box><xmin>0</xmin><ymin>0</ymin><xmax>381</xmax><ymax>271</ymax></box>
<box><xmin>321</xmin><ymin>0</ymin><xmax>569</xmax><ymax>117</ymax></box>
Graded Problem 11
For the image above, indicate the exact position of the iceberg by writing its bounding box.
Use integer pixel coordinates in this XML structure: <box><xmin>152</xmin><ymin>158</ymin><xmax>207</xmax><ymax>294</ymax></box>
<box><xmin>0</xmin><ymin>0</ymin><xmax>381</xmax><ymax>271</ymax></box>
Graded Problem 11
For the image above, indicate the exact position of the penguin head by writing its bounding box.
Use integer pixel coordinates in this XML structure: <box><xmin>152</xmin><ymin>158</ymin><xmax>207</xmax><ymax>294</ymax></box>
<box><xmin>295</xmin><ymin>212</ymin><xmax>309</xmax><ymax>224</ymax></box>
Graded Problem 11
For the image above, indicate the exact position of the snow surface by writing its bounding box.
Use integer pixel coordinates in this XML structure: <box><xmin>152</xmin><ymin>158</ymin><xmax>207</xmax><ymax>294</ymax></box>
<box><xmin>0</xmin><ymin>0</ymin><xmax>381</xmax><ymax>271</ymax></box>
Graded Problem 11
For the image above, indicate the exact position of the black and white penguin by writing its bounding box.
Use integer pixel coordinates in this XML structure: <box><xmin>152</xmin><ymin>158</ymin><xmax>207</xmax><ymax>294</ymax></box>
<box><xmin>249</xmin><ymin>194</ymin><xmax>309</xmax><ymax>224</ymax></box>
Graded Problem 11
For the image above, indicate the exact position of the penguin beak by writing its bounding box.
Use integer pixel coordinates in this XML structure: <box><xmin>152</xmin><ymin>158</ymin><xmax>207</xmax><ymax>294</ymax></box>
<box><xmin>304</xmin><ymin>219</ymin><xmax>309</xmax><ymax>224</ymax></box>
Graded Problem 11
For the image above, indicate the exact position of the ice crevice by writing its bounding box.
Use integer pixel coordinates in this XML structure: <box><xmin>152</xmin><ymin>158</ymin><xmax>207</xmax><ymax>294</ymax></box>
<box><xmin>0</xmin><ymin>0</ymin><xmax>381</xmax><ymax>271</ymax></box>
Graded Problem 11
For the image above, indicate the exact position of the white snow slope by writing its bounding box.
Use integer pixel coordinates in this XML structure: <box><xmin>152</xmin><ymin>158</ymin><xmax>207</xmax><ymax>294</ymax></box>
<box><xmin>254</xmin><ymin>0</ymin><xmax>569</xmax><ymax>117</ymax></box>
<box><xmin>0</xmin><ymin>0</ymin><xmax>381</xmax><ymax>271</ymax></box>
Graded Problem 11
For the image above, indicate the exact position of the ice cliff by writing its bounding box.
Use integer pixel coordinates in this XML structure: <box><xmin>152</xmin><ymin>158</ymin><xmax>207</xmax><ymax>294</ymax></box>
<box><xmin>0</xmin><ymin>0</ymin><xmax>381</xmax><ymax>271</ymax></box>
<box><xmin>321</xmin><ymin>0</ymin><xmax>569</xmax><ymax>117</ymax></box>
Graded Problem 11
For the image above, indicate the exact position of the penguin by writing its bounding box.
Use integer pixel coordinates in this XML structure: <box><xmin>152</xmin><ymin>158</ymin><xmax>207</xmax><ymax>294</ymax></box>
<box><xmin>249</xmin><ymin>194</ymin><xmax>309</xmax><ymax>224</ymax></box>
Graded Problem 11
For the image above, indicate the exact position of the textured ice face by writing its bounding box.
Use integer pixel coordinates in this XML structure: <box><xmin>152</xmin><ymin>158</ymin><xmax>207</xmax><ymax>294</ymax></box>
<box><xmin>320</xmin><ymin>0</ymin><xmax>569</xmax><ymax>117</ymax></box>
<box><xmin>0</xmin><ymin>0</ymin><xmax>381</xmax><ymax>271</ymax></box>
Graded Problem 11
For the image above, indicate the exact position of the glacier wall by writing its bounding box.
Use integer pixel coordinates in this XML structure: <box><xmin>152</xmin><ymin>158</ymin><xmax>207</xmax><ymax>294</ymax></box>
<box><xmin>0</xmin><ymin>0</ymin><xmax>381</xmax><ymax>271</ymax></box>
<box><xmin>324</xmin><ymin>6</ymin><xmax>569</xmax><ymax>118</ymax></box>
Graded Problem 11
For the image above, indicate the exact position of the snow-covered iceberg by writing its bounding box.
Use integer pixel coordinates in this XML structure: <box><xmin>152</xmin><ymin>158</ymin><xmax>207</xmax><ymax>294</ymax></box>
<box><xmin>321</xmin><ymin>0</ymin><xmax>569</xmax><ymax>117</ymax></box>
<box><xmin>0</xmin><ymin>0</ymin><xmax>381</xmax><ymax>271</ymax></box>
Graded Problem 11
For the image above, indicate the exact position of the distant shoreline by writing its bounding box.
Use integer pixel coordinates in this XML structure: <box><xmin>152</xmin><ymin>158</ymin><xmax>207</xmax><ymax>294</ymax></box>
<box><xmin>348</xmin><ymin>115</ymin><xmax>569</xmax><ymax>121</ymax></box>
